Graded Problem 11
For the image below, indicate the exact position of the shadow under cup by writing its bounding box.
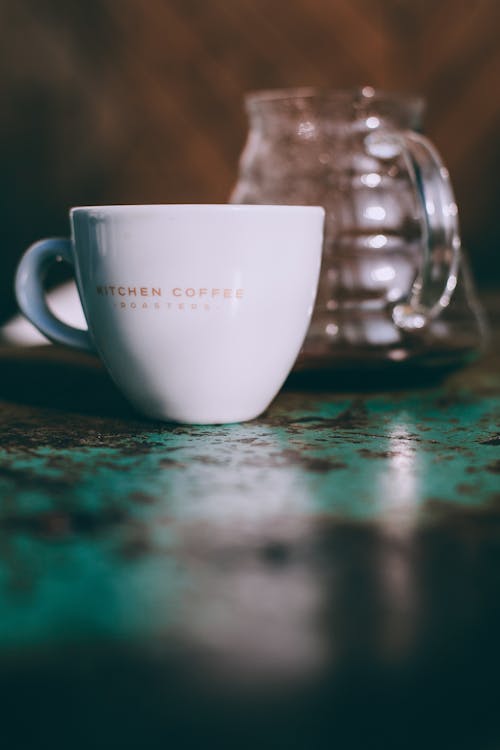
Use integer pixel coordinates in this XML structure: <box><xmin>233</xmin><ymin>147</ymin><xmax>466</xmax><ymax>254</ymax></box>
<box><xmin>15</xmin><ymin>205</ymin><xmax>325</xmax><ymax>424</ymax></box>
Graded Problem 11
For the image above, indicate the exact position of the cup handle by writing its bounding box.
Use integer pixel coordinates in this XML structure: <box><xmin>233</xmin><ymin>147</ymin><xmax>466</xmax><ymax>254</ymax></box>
<box><xmin>15</xmin><ymin>237</ymin><xmax>94</xmax><ymax>352</ymax></box>
<box><xmin>366</xmin><ymin>130</ymin><xmax>460</xmax><ymax>331</ymax></box>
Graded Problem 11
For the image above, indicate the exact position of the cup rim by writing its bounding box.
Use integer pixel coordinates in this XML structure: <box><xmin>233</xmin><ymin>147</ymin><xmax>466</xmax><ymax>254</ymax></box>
<box><xmin>70</xmin><ymin>204</ymin><xmax>325</xmax><ymax>215</ymax></box>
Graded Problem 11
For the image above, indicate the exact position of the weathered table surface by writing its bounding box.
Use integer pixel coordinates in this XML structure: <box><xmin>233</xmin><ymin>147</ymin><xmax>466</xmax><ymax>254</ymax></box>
<box><xmin>0</xmin><ymin>299</ymin><xmax>499</xmax><ymax>749</ymax></box>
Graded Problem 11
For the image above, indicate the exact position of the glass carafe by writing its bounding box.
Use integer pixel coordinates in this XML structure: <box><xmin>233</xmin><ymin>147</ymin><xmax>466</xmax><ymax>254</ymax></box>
<box><xmin>230</xmin><ymin>88</ymin><xmax>486</xmax><ymax>372</ymax></box>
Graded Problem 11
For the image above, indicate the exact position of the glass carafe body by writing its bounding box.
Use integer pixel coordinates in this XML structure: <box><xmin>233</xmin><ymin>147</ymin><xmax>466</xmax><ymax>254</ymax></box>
<box><xmin>231</xmin><ymin>88</ymin><xmax>486</xmax><ymax>371</ymax></box>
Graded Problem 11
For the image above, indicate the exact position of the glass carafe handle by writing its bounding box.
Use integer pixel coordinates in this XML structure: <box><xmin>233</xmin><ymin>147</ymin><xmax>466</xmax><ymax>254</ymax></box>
<box><xmin>368</xmin><ymin>131</ymin><xmax>461</xmax><ymax>331</ymax></box>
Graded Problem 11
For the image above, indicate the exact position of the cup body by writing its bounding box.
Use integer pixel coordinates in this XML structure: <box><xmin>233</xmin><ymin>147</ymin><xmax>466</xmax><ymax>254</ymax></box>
<box><xmin>70</xmin><ymin>204</ymin><xmax>324</xmax><ymax>423</ymax></box>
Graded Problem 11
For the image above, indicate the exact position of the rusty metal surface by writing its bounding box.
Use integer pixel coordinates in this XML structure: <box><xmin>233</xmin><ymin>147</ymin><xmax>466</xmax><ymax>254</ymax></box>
<box><xmin>0</xmin><ymin>301</ymin><xmax>499</xmax><ymax>749</ymax></box>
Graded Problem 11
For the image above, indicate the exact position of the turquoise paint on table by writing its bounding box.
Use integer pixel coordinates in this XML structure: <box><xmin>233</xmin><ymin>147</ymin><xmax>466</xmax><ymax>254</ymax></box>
<box><xmin>0</xmin><ymin>374</ymin><xmax>498</xmax><ymax>650</ymax></box>
<box><xmin>1</xmin><ymin>390</ymin><xmax>498</xmax><ymax>520</ymax></box>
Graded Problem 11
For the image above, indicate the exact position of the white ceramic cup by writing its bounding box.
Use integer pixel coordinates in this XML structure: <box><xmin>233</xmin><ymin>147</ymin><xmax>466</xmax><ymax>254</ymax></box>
<box><xmin>14</xmin><ymin>204</ymin><xmax>324</xmax><ymax>424</ymax></box>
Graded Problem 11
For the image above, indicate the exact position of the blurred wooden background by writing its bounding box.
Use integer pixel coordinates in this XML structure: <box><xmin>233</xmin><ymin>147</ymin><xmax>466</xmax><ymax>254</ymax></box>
<box><xmin>1</xmin><ymin>0</ymin><xmax>499</xmax><ymax>322</ymax></box>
